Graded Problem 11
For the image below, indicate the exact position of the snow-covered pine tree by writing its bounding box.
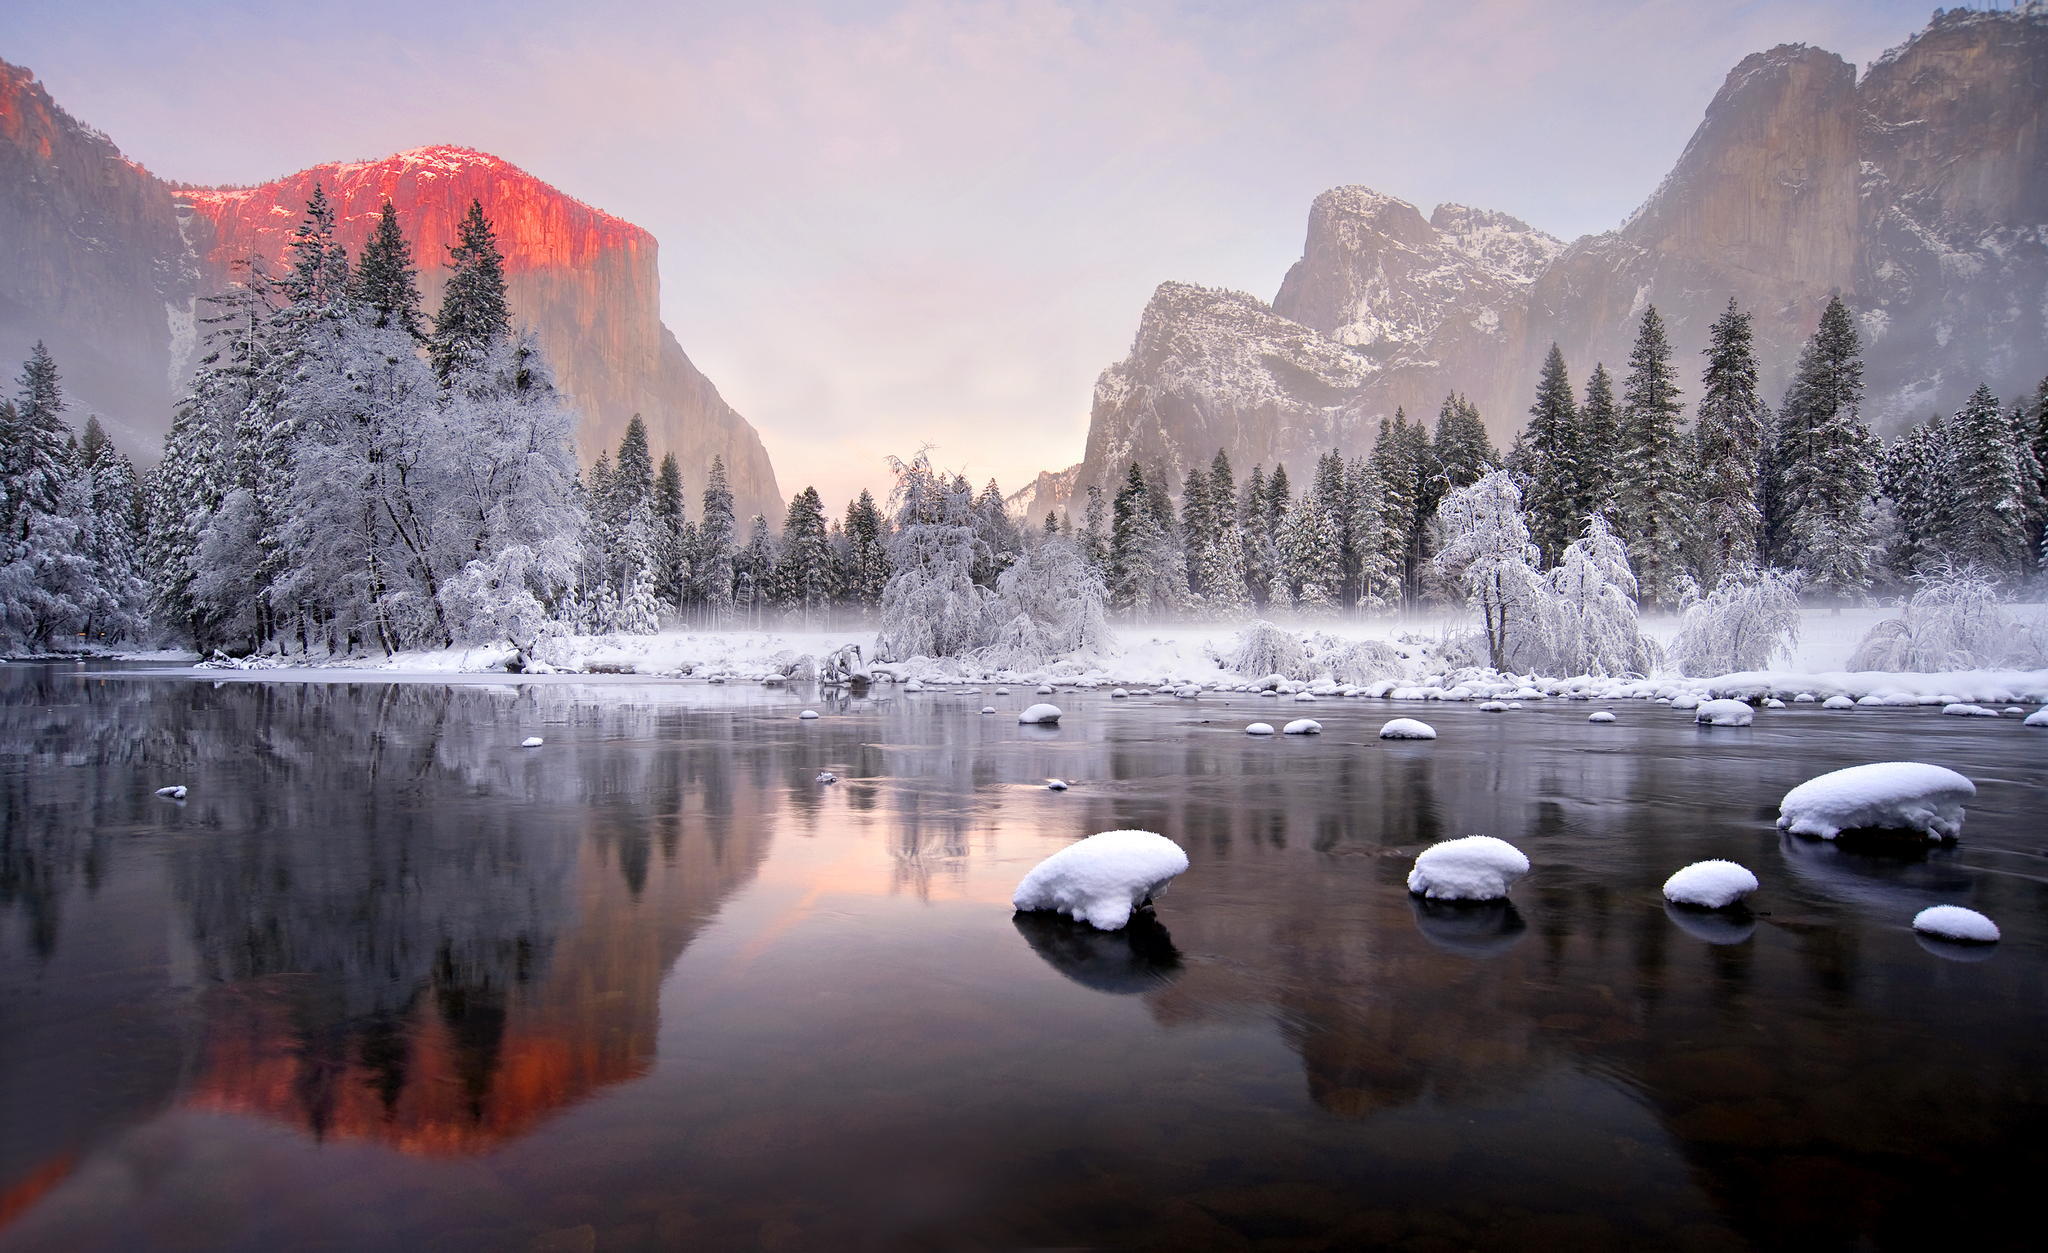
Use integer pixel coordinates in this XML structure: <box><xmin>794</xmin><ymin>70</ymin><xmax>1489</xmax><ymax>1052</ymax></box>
<box><xmin>352</xmin><ymin>199</ymin><xmax>424</xmax><ymax>340</ymax></box>
<box><xmin>1772</xmin><ymin>295</ymin><xmax>1877</xmax><ymax>600</ymax></box>
<box><xmin>1179</xmin><ymin>456</ymin><xmax>1219</xmax><ymax>606</ymax></box>
<box><xmin>1370</xmin><ymin>412</ymin><xmax>1434</xmax><ymax>607</ymax></box>
<box><xmin>841</xmin><ymin>489</ymin><xmax>891</xmax><ymax>611</ymax></box>
<box><xmin>1876</xmin><ymin>418</ymin><xmax>1947</xmax><ymax>583</ymax></box>
<box><xmin>77</xmin><ymin>417</ymin><xmax>150</xmax><ymax>644</ymax></box>
<box><xmin>971</xmin><ymin>479</ymin><xmax>1019</xmax><ymax>586</ymax></box>
<box><xmin>981</xmin><ymin>533</ymin><xmax>1112</xmax><ymax>668</ymax></box>
<box><xmin>1576</xmin><ymin>364</ymin><xmax>1620</xmax><ymax>520</ymax></box>
<box><xmin>430</xmin><ymin>199</ymin><xmax>511</xmax><ymax>383</ymax></box>
<box><xmin>1106</xmin><ymin>462</ymin><xmax>1186</xmax><ymax>617</ymax></box>
<box><xmin>876</xmin><ymin>450</ymin><xmax>990</xmax><ymax>658</ymax></box>
<box><xmin>1277</xmin><ymin>488</ymin><xmax>1341</xmax><ymax>611</ymax></box>
<box><xmin>1691</xmin><ymin>298</ymin><xmax>1767</xmax><ymax>589</ymax></box>
<box><xmin>654</xmin><ymin>452</ymin><xmax>684</xmax><ymax>607</ymax></box>
<box><xmin>2029</xmin><ymin>377</ymin><xmax>2048</xmax><ymax>570</ymax></box>
<box><xmin>735</xmin><ymin>514</ymin><xmax>776</xmax><ymax>628</ymax></box>
<box><xmin>1239</xmin><ymin>465</ymin><xmax>1272</xmax><ymax>606</ymax></box>
<box><xmin>1080</xmin><ymin>484</ymin><xmax>1109</xmax><ymax>574</ymax></box>
<box><xmin>1523</xmin><ymin>344</ymin><xmax>1581</xmax><ymax>565</ymax></box>
<box><xmin>1612</xmin><ymin>305</ymin><xmax>1689</xmax><ymax>607</ymax></box>
<box><xmin>695</xmin><ymin>456</ymin><xmax>737</xmax><ymax>621</ymax></box>
<box><xmin>0</xmin><ymin>346</ymin><xmax>95</xmax><ymax>651</ymax></box>
<box><xmin>1431</xmin><ymin>471</ymin><xmax>1548</xmax><ymax>671</ymax></box>
<box><xmin>1432</xmin><ymin>393</ymin><xmax>1497</xmax><ymax>489</ymax></box>
<box><xmin>771</xmin><ymin>486</ymin><xmax>835</xmax><ymax>623</ymax></box>
<box><xmin>1347</xmin><ymin>457</ymin><xmax>1401</xmax><ymax>613</ymax></box>
<box><xmin>1937</xmin><ymin>384</ymin><xmax>2032</xmax><ymax>580</ymax></box>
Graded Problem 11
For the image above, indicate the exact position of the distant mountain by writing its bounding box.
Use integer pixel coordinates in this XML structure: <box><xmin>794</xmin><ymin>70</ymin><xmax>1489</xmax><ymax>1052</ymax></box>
<box><xmin>1033</xmin><ymin>5</ymin><xmax>2048</xmax><ymax>519</ymax></box>
<box><xmin>0</xmin><ymin>61</ymin><xmax>781</xmax><ymax>520</ymax></box>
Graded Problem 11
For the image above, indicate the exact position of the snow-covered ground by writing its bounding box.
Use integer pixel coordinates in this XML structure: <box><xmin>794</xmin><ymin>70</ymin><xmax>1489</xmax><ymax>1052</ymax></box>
<box><xmin>122</xmin><ymin>604</ymin><xmax>2048</xmax><ymax>706</ymax></box>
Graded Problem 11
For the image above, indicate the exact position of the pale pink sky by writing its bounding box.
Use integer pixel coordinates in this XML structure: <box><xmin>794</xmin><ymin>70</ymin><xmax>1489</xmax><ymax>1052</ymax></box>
<box><xmin>8</xmin><ymin>0</ymin><xmax>1931</xmax><ymax>511</ymax></box>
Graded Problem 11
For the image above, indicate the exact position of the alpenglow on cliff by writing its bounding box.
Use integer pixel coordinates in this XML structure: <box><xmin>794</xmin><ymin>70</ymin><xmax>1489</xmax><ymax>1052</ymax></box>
<box><xmin>0</xmin><ymin>61</ymin><xmax>780</xmax><ymax>520</ymax></box>
<box><xmin>1035</xmin><ymin>5</ymin><xmax>2048</xmax><ymax>516</ymax></box>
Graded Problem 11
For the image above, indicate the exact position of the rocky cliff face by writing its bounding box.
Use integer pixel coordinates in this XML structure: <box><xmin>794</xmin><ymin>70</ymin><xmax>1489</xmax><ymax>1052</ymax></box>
<box><xmin>0</xmin><ymin>64</ymin><xmax>780</xmax><ymax>520</ymax></box>
<box><xmin>0</xmin><ymin>59</ymin><xmax>189</xmax><ymax>454</ymax></box>
<box><xmin>1044</xmin><ymin>6</ymin><xmax>2048</xmax><ymax>517</ymax></box>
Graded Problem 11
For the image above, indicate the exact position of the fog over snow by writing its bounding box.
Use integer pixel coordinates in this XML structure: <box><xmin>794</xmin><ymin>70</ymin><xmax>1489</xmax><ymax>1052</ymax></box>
<box><xmin>7</xmin><ymin>0</ymin><xmax>1933</xmax><ymax>508</ymax></box>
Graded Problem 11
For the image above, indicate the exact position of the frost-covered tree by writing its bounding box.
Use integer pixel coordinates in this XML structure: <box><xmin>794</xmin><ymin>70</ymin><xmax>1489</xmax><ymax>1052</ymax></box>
<box><xmin>1239</xmin><ymin>465</ymin><xmax>1274</xmax><ymax>606</ymax></box>
<box><xmin>734</xmin><ymin>515</ymin><xmax>777</xmax><ymax>627</ymax></box>
<box><xmin>1523</xmin><ymin>344</ymin><xmax>1581</xmax><ymax>565</ymax></box>
<box><xmin>1348</xmin><ymin>458</ymin><xmax>1402</xmax><ymax>613</ymax></box>
<box><xmin>771</xmin><ymin>486</ymin><xmax>835</xmax><ymax>622</ymax></box>
<box><xmin>694</xmin><ymin>456</ymin><xmax>737</xmax><ymax>620</ymax></box>
<box><xmin>1277</xmin><ymin>489</ymin><xmax>1341</xmax><ymax>611</ymax></box>
<box><xmin>1612</xmin><ymin>306</ymin><xmax>1689</xmax><ymax>606</ymax></box>
<box><xmin>980</xmin><ymin>534</ymin><xmax>1112</xmax><ymax>668</ymax></box>
<box><xmin>76</xmin><ymin>418</ymin><xmax>150</xmax><ymax>643</ymax></box>
<box><xmin>840</xmin><ymin>489</ymin><xmax>891</xmax><ymax>610</ymax></box>
<box><xmin>0</xmin><ymin>345</ymin><xmax>90</xmax><ymax>651</ymax></box>
<box><xmin>1371</xmin><ymin>412</ymin><xmax>1434</xmax><ymax>607</ymax></box>
<box><xmin>1432</xmin><ymin>471</ymin><xmax>1548</xmax><ymax>671</ymax></box>
<box><xmin>1229</xmin><ymin>620</ymin><xmax>1308</xmax><ymax>680</ymax></box>
<box><xmin>1875</xmin><ymin>418</ymin><xmax>1947</xmax><ymax>583</ymax></box>
<box><xmin>1432</xmin><ymin>393</ymin><xmax>1497</xmax><ymax>489</ymax></box>
<box><xmin>1538</xmin><ymin>515</ymin><xmax>1651</xmax><ymax>676</ymax></box>
<box><xmin>876</xmin><ymin>451</ymin><xmax>990</xmax><ymax>658</ymax></box>
<box><xmin>1691</xmin><ymin>298</ymin><xmax>1767</xmax><ymax>587</ymax></box>
<box><xmin>1668</xmin><ymin>566</ymin><xmax>1802</xmax><ymax>676</ymax></box>
<box><xmin>970</xmin><ymin>478</ymin><xmax>1019</xmax><ymax>587</ymax></box>
<box><xmin>1106</xmin><ymin>462</ymin><xmax>1185</xmax><ymax>617</ymax></box>
<box><xmin>1847</xmin><ymin>564</ymin><xmax>2043</xmax><ymax>671</ymax></box>
<box><xmin>1189</xmin><ymin>450</ymin><xmax>1249</xmax><ymax>616</ymax></box>
<box><xmin>653</xmin><ymin>452</ymin><xmax>685</xmax><ymax>607</ymax></box>
<box><xmin>1770</xmin><ymin>295</ymin><xmax>1877</xmax><ymax>599</ymax></box>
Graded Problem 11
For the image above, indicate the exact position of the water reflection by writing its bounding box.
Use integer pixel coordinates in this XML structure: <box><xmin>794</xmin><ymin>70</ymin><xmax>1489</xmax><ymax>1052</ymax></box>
<box><xmin>1011</xmin><ymin>912</ymin><xmax>1183</xmax><ymax>994</ymax></box>
<box><xmin>1409</xmin><ymin>896</ymin><xmax>1529</xmax><ymax>957</ymax></box>
<box><xmin>1663</xmin><ymin>900</ymin><xmax>1757</xmax><ymax>945</ymax></box>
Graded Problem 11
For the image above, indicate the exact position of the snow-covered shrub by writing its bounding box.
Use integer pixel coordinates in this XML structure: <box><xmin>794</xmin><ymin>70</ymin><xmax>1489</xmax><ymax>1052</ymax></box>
<box><xmin>1230</xmin><ymin>621</ymin><xmax>1308</xmax><ymax>680</ymax></box>
<box><xmin>1846</xmin><ymin>565</ymin><xmax>2044</xmax><ymax>672</ymax></box>
<box><xmin>442</xmin><ymin>540</ymin><xmax>578</xmax><ymax>653</ymax></box>
<box><xmin>1432</xmin><ymin>472</ymin><xmax>1551</xmax><ymax>672</ymax></box>
<box><xmin>1669</xmin><ymin>567</ymin><xmax>1802</xmax><ymax>676</ymax></box>
<box><xmin>1322</xmin><ymin>638</ymin><xmax>1405</xmax><ymax>685</ymax></box>
<box><xmin>1534</xmin><ymin>516</ymin><xmax>1653</xmax><ymax>676</ymax></box>
<box><xmin>978</xmin><ymin>535</ymin><xmax>1113</xmax><ymax>669</ymax></box>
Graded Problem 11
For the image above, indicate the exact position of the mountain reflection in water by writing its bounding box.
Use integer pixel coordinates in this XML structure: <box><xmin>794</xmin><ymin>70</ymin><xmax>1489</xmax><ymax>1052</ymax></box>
<box><xmin>2</xmin><ymin>664</ymin><xmax>2044</xmax><ymax>1251</ymax></box>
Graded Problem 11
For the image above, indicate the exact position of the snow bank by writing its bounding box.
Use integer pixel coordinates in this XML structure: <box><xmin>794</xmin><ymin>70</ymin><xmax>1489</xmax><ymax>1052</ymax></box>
<box><xmin>1662</xmin><ymin>860</ymin><xmax>1759</xmax><ymax>909</ymax></box>
<box><xmin>1018</xmin><ymin>703</ymin><xmax>1062</xmax><ymax>725</ymax></box>
<box><xmin>1694</xmin><ymin>699</ymin><xmax>1754</xmax><ymax>727</ymax></box>
<box><xmin>1379</xmin><ymin>718</ymin><xmax>1436</xmax><ymax>740</ymax></box>
<box><xmin>1013</xmin><ymin>830</ymin><xmax>1190</xmax><ymax>931</ymax></box>
<box><xmin>1912</xmin><ymin>905</ymin><xmax>1999</xmax><ymax>944</ymax></box>
<box><xmin>1777</xmin><ymin>762</ymin><xmax>1975</xmax><ymax>842</ymax></box>
<box><xmin>1283</xmin><ymin>718</ymin><xmax>1322</xmax><ymax>735</ymax></box>
<box><xmin>1245</xmin><ymin>722</ymin><xmax>1275</xmax><ymax>736</ymax></box>
<box><xmin>1407</xmin><ymin>836</ymin><xmax>1530</xmax><ymax>901</ymax></box>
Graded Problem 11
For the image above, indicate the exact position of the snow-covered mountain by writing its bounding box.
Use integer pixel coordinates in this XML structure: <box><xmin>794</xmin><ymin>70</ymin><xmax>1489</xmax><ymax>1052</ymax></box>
<box><xmin>1033</xmin><ymin>5</ymin><xmax>2048</xmax><ymax>519</ymax></box>
<box><xmin>0</xmin><ymin>61</ymin><xmax>782</xmax><ymax>520</ymax></box>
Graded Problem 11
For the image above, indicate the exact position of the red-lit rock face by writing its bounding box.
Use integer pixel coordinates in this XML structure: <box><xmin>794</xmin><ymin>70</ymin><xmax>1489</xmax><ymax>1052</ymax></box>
<box><xmin>173</xmin><ymin>147</ymin><xmax>781</xmax><ymax>516</ymax></box>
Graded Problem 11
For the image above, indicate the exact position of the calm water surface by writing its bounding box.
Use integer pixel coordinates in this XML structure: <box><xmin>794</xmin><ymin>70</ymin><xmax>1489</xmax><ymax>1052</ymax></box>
<box><xmin>1</xmin><ymin>663</ymin><xmax>2044</xmax><ymax>1251</ymax></box>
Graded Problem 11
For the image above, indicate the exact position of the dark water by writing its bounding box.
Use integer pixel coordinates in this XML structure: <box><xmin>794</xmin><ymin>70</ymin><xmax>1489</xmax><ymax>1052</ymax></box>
<box><xmin>2</xmin><ymin>663</ymin><xmax>2045</xmax><ymax>1252</ymax></box>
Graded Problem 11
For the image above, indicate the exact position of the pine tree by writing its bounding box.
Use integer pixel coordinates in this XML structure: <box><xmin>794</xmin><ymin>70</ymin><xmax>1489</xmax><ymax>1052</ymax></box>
<box><xmin>1180</xmin><ymin>457</ymin><xmax>1219</xmax><ymax>605</ymax></box>
<box><xmin>1432</xmin><ymin>393</ymin><xmax>1497</xmax><ymax>489</ymax></box>
<box><xmin>841</xmin><ymin>489</ymin><xmax>891</xmax><ymax>610</ymax></box>
<box><xmin>1370</xmin><ymin>412</ymin><xmax>1433</xmax><ymax>607</ymax></box>
<box><xmin>351</xmin><ymin>199</ymin><xmax>424</xmax><ymax>339</ymax></box>
<box><xmin>1939</xmin><ymin>384</ymin><xmax>2031</xmax><ymax>579</ymax></box>
<box><xmin>771</xmin><ymin>486</ymin><xmax>835</xmax><ymax>621</ymax></box>
<box><xmin>1523</xmin><ymin>344</ymin><xmax>1581</xmax><ymax>564</ymax></box>
<box><xmin>1612</xmin><ymin>306</ymin><xmax>1689</xmax><ymax>606</ymax></box>
<box><xmin>971</xmin><ymin>478</ymin><xmax>1019</xmax><ymax>586</ymax></box>
<box><xmin>1876</xmin><ymin>418</ymin><xmax>1947</xmax><ymax>582</ymax></box>
<box><xmin>695</xmin><ymin>456</ymin><xmax>737</xmax><ymax>620</ymax></box>
<box><xmin>653</xmin><ymin>452</ymin><xmax>684</xmax><ymax>606</ymax></box>
<box><xmin>1240</xmin><ymin>465</ymin><xmax>1272</xmax><ymax>606</ymax></box>
<box><xmin>1576</xmin><ymin>364</ymin><xmax>1620</xmax><ymax>519</ymax></box>
<box><xmin>1692</xmin><ymin>298</ymin><xmax>1767</xmax><ymax>588</ymax></box>
<box><xmin>431</xmin><ymin>199</ymin><xmax>511</xmax><ymax>382</ymax></box>
<box><xmin>1278</xmin><ymin>490</ymin><xmax>1341</xmax><ymax>610</ymax></box>
<box><xmin>735</xmin><ymin>514</ymin><xmax>776</xmax><ymax>627</ymax></box>
<box><xmin>1773</xmin><ymin>295</ymin><xmax>1877</xmax><ymax>599</ymax></box>
<box><xmin>77</xmin><ymin>417</ymin><xmax>150</xmax><ymax>643</ymax></box>
<box><xmin>1081</xmin><ymin>484</ymin><xmax>1109</xmax><ymax>574</ymax></box>
<box><xmin>0</xmin><ymin>346</ymin><xmax>99</xmax><ymax>650</ymax></box>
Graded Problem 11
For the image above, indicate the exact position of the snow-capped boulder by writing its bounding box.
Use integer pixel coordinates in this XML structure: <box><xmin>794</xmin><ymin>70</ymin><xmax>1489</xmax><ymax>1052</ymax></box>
<box><xmin>1258</xmin><ymin>689</ymin><xmax>1280</xmax><ymax>698</ymax></box>
<box><xmin>1670</xmin><ymin>694</ymin><xmax>1701</xmax><ymax>711</ymax></box>
<box><xmin>1794</xmin><ymin>693</ymin><xmax>1817</xmax><ymax>703</ymax></box>
<box><xmin>1379</xmin><ymin>718</ymin><xmax>1436</xmax><ymax>740</ymax></box>
<box><xmin>1478</xmin><ymin>701</ymin><xmax>1509</xmax><ymax>712</ymax></box>
<box><xmin>816</xmin><ymin>771</ymin><xmax>839</xmax><ymax>784</ymax></box>
<box><xmin>2002</xmin><ymin>707</ymin><xmax>2025</xmax><ymax>716</ymax></box>
<box><xmin>1175</xmin><ymin>685</ymin><xmax>1201</xmax><ymax>699</ymax></box>
<box><xmin>2026</xmin><ymin>708</ymin><xmax>2048</xmax><ymax>728</ymax></box>
<box><xmin>1282</xmin><ymin>718</ymin><xmax>1322</xmax><ymax>735</ymax></box>
<box><xmin>798</xmin><ymin>710</ymin><xmax>820</xmax><ymax>720</ymax></box>
<box><xmin>1036</xmin><ymin>685</ymin><xmax>1055</xmax><ymax>695</ymax></box>
<box><xmin>1046</xmin><ymin>779</ymin><xmax>1070</xmax><ymax>791</ymax></box>
<box><xmin>1588</xmin><ymin>711</ymin><xmax>1617</xmax><ymax>724</ymax></box>
<box><xmin>1245</xmin><ymin>722</ymin><xmax>1275</xmax><ymax>736</ymax></box>
<box><xmin>1292</xmin><ymin>691</ymin><xmax>1317</xmax><ymax>702</ymax></box>
<box><xmin>1110</xmin><ymin>688</ymin><xmax>1129</xmax><ymax>699</ymax></box>
<box><xmin>1407</xmin><ymin>836</ymin><xmax>1530</xmax><ymax>902</ymax></box>
<box><xmin>904</xmin><ymin>679</ymin><xmax>925</xmax><ymax>692</ymax></box>
<box><xmin>995</xmin><ymin>687</ymin><xmax>1011</xmax><ymax>695</ymax></box>
<box><xmin>1777</xmin><ymin>762</ymin><xmax>1975</xmax><ymax>842</ymax></box>
<box><xmin>1013</xmin><ymin>830</ymin><xmax>1189</xmax><ymax>931</ymax></box>
<box><xmin>1821</xmin><ymin>695</ymin><xmax>1856</xmax><ymax>710</ymax></box>
<box><xmin>153</xmin><ymin>785</ymin><xmax>187</xmax><ymax>799</ymax></box>
<box><xmin>521</xmin><ymin>736</ymin><xmax>544</xmax><ymax>748</ymax></box>
<box><xmin>1662</xmin><ymin>860</ymin><xmax>1759</xmax><ymax>909</ymax></box>
<box><xmin>1941</xmin><ymin>703</ymin><xmax>1997</xmax><ymax>718</ymax></box>
<box><xmin>981</xmin><ymin>706</ymin><xmax>996</xmax><ymax>714</ymax></box>
<box><xmin>1763</xmin><ymin>698</ymin><xmax>1786</xmax><ymax>709</ymax></box>
<box><xmin>1912</xmin><ymin>905</ymin><xmax>1998</xmax><ymax>944</ymax></box>
<box><xmin>1695</xmin><ymin>699</ymin><xmax>1754</xmax><ymax>727</ymax></box>
<box><xmin>1018</xmin><ymin>703</ymin><xmax>1063</xmax><ymax>725</ymax></box>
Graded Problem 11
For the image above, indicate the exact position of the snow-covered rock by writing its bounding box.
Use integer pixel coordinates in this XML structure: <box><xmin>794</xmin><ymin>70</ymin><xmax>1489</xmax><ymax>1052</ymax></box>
<box><xmin>995</xmin><ymin>687</ymin><xmax>1011</xmax><ymax>695</ymax></box>
<box><xmin>1379</xmin><ymin>718</ymin><xmax>1436</xmax><ymax>740</ymax></box>
<box><xmin>1695</xmin><ymin>698</ymin><xmax>1754</xmax><ymax>727</ymax></box>
<box><xmin>1245</xmin><ymin>722</ymin><xmax>1275</xmax><ymax>736</ymax></box>
<box><xmin>1292</xmin><ymin>691</ymin><xmax>1317</xmax><ymax>702</ymax></box>
<box><xmin>798</xmin><ymin>709</ymin><xmax>820</xmax><ymax>720</ymax></box>
<box><xmin>1018</xmin><ymin>702</ymin><xmax>1063</xmax><ymax>725</ymax></box>
<box><xmin>980</xmin><ymin>705</ymin><xmax>996</xmax><ymax>714</ymax></box>
<box><xmin>1940</xmin><ymin>703</ymin><xmax>1997</xmax><ymax>717</ymax></box>
<box><xmin>1670</xmin><ymin>694</ymin><xmax>1701</xmax><ymax>711</ymax></box>
<box><xmin>1036</xmin><ymin>685</ymin><xmax>1055</xmax><ymax>695</ymax></box>
<box><xmin>816</xmin><ymin>771</ymin><xmax>838</xmax><ymax>784</ymax></box>
<box><xmin>1763</xmin><ymin>697</ymin><xmax>1786</xmax><ymax>709</ymax></box>
<box><xmin>1821</xmin><ymin>695</ymin><xmax>1856</xmax><ymax>710</ymax></box>
<box><xmin>1662</xmin><ymin>860</ymin><xmax>1759</xmax><ymax>909</ymax></box>
<box><xmin>1588</xmin><ymin>711</ymin><xmax>1617</xmax><ymax>723</ymax></box>
<box><xmin>904</xmin><ymin>679</ymin><xmax>925</xmax><ymax>692</ymax></box>
<box><xmin>153</xmin><ymin>785</ymin><xmax>187</xmax><ymax>799</ymax></box>
<box><xmin>1283</xmin><ymin>718</ymin><xmax>1322</xmax><ymax>735</ymax></box>
<box><xmin>1408</xmin><ymin>836</ymin><xmax>1530</xmax><ymax>901</ymax></box>
<box><xmin>1110</xmin><ymin>688</ymin><xmax>1129</xmax><ymax>698</ymax></box>
<box><xmin>520</xmin><ymin>736</ymin><xmax>544</xmax><ymax>748</ymax></box>
<box><xmin>1794</xmin><ymin>693</ymin><xmax>1817</xmax><ymax>703</ymax></box>
<box><xmin>1478</xmin><ymin>701</ymin><xmax>1509</xmax><ymax>712</ymax></box>
<box><xmin>1046</xmin><ymin>779</ymin><xmax>1070</xmax><ymax>791</ymax></box>
<box><xmin>1013</xmin><ymin>829</ymin><xmax>1189</xmax><ymax>931</ymax></box>
<box><xmin>2027</xmin><ymin>707</ymin><xmax>2048</xmax><ymax>727</ymax></box>
<box><xmin>1912</xmin><ymin>905</ymin><xmax>1999</xmax><ymax>944</ymax></box>
<box><xmin>1777</xmin><ymin>762</ymin><xmax>1975</xmax><ymax>841</ymax></box>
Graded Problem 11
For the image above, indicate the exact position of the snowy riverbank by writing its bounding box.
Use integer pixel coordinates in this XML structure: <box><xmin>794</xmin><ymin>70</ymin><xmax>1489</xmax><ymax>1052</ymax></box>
<box><xmin>125</xmin><ymin>605</ymin><xmax>2048</xmax><ymax>707</ymax></box>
